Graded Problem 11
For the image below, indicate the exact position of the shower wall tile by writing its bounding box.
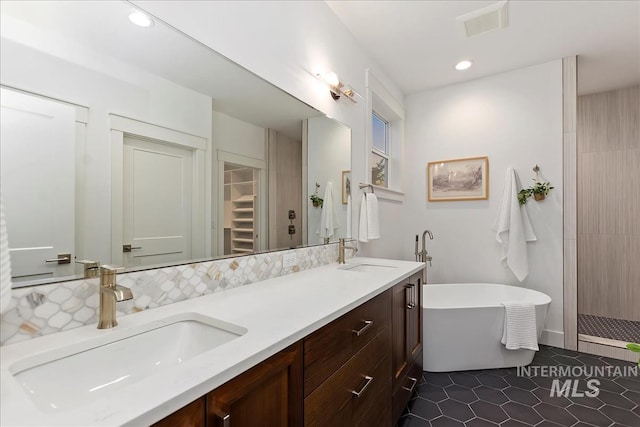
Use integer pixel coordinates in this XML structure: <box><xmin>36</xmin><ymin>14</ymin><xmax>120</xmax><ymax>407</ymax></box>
<box><xmin>0</xmin><ymin>243</ymin><xmax>351</xmax><ymax>345</ymax></box>
<box><xmin>577</xmin><ymin>86</ymin><xmax>639</xmax><ymax>324</ymax></box>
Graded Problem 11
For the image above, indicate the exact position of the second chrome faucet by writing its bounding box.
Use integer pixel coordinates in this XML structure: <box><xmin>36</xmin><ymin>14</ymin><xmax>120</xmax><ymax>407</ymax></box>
<box><xmin>338</xmin><ymin>238</ymin><xmax>358</xmax><ymax>264</ymax></box>
<box><xmin>98</xmin><ymin>265</ymin><xmax>133</xmax><ymax>329</ymax></box>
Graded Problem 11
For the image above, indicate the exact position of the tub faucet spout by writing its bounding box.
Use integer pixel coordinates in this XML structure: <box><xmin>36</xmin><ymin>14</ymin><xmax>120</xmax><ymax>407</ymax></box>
<box><xmin>419</xmin><ymin>230</ymin><xmax>434</xmax><ymax>265</ymax></box>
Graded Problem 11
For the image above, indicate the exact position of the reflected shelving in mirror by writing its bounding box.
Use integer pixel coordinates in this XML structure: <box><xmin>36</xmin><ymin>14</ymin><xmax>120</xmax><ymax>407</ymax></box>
<box><xmin>0</xmin><ymin>0</ymin><xmax>352</xmax><ymax>288</ymax></box>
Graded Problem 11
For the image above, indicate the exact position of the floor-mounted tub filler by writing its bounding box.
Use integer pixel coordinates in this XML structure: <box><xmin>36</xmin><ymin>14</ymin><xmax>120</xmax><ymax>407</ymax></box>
<box><xmin>423</xmin><ymin>283</ymin><xmax>551</xmax><ymax>372</ymax></box>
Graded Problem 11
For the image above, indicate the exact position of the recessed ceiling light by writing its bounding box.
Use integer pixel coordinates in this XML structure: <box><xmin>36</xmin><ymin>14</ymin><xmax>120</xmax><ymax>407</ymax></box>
<box><xmin>129</xmin><ymin>12</ymin><xmax>154</xmax><ymax>28</ymax></box>
<box><xmin>455</xmin><ymin>60</ymin><xmax>473</xmax><ymax>71</ymax></box>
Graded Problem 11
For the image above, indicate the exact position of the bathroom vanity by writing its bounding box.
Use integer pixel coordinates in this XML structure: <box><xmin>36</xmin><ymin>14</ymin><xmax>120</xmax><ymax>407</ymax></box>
<box><xmin>154</xmin><ymin>267</ymin><xmax>423</xmax><ymax>427</ymax></box>
<box><xmin>0</xmin><ymin>259</ymin><xmax>423</xmax><ymax>426</ymax></box>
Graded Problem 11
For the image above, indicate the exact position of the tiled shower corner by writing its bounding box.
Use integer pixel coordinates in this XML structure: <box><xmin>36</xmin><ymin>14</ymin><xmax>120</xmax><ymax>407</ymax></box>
<box><xmin>1</xmin><ymin>244</ymin><xmax>347</xmax><ymax>345</ymax></box>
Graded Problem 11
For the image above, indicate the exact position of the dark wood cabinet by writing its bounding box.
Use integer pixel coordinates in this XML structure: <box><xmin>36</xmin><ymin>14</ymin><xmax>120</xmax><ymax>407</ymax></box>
<box><xmin>391</xmin><ymin>271</ymin><xmax>423</xmax><ymax>424</ymax></box>
<box><xmin>304</xmin><ymin>289</ymin><xmax>391</xmax><ymax>396</ymax></box>
<box><xmin>153</xmin><ymin>397</ymin><xmax>206</xmax><ymax>427</ymax></box>
<box><xmin>206</xmin><ymin>341</ymin><xmax>303</xmax><ymax>427</ymax></box>
<box><xmin>152</xmin><ymin>267</ymin><xmax>424</xmax><ymax>427</ymax></box>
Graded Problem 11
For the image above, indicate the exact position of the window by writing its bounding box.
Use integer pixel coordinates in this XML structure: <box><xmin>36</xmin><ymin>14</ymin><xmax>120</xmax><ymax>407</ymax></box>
<box><xmin>371</xmin><ymin>111</ymin><xmax>389</xmax><ymax>187</ymax></box>
<box><xmin>366</xmin><ymin>69</ymin><xmax>405</xmax><ymax>198</ymax></box>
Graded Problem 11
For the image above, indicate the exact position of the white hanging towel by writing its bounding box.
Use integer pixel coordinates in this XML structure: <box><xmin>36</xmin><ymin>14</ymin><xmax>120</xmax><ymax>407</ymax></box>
<box><xmin>501</xmin><ymin>302</ymin><xmax>539</xmax><ymax>351</ymax></box>
<box><xmin>317</xmin><ymin>182</ymin><xmax>340</xmax><ymax>240</ymax></box>
<box><xmin>0</xmin><ymin>188</ymin><xmax>13</xmax><ymax>314</ymax></box>
<box><xmin>346</xmin><ymin>195</ymin><xmax>352</xmax><ymax>238</ymax></box>
<box><xmin>492</xmin><ymin>168</ymin><xmax>537</xmax><ymax>281</ymax></box>
<box><xmin>358</xmin><ymin>192</ymin><xmax>381</xmax><ymax>242</ymax></box>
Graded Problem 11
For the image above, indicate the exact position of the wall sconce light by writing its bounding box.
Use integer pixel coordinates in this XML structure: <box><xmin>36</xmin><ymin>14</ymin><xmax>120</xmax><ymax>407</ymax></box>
<box><xmin>316</xmin><ymin>72</ymin><xmax>358</xmax><ymax>103</ymax></box>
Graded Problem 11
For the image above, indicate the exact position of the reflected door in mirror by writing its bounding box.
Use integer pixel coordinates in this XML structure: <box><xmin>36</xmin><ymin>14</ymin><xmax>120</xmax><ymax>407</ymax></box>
<box><xmin>0</xmin><ymin>88</ymin><xmax>76</xmax><ymax>281</ymax></box>
<box><xmin>122</xmin><ymin>136</ymin><xmax>193</xmax><ymax>268</ymax></box>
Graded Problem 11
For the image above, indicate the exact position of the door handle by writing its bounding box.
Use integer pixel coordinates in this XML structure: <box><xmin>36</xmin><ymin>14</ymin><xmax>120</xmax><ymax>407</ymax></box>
<box><xmin>405</xmin><ymin>284</ymin><xmax>415</xmax><ymax>309</ymax></box>
<box><xmin>45</xmin><ymin>253</ymin><xmax>71</xmax><ymax>264</ymax></box>
<box><xmin>212</xmin><ymin>407</ymin><xmax>230</xmax><ymax>427</ymax></box>
<box><xmin>123</xmin><ymin>244</ymin><xmax>142</xmax><ymax>253</ymax></box>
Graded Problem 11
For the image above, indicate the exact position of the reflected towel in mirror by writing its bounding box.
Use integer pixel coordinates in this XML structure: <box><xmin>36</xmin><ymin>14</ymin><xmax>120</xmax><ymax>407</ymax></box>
<box><xmin>317</xmin><ymin>182</ymin><xmax>340</xmax><ymax>239</ymax></box>
<box><xmin>0</xmin><ymin>188</ymin><xmax>12</xmax><ymax>313</ymax></box>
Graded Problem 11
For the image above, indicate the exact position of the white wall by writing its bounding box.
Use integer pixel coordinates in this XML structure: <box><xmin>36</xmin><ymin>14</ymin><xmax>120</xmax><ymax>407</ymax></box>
<box><xmin>307</xmin><ymin>116</ymin><xmax>351</xmax><ymax>243</ymax></box>
<box><xmin>403</xmin><ymin>61</ymin><xmax>564</xmax><ymax>345</ymax></box>
<box><xmin>213</xmin><ymin>111</ymin><xmax>266</xmax><ymax>162</ymax></box>
<box><xmin>133</xmin><ymin>0</ymin><xmax>406</xmax><ymax>248</ymax></box>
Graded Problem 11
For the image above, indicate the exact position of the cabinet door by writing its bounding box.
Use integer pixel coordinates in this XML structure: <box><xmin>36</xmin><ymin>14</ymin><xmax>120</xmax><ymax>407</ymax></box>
<box><xmin>391</xmin><ymin>281</ymin><xmax>410</xmax><ymax>386</ymax></box>
<box><xmin>152</xmin><ymin>397</ymin><xmax>205</xmax><ymax>427</ymax></box>
<box><xmin>206</xmin><ymin>342</ymin><xmax>303</xmax><ymax>427</ymax></box>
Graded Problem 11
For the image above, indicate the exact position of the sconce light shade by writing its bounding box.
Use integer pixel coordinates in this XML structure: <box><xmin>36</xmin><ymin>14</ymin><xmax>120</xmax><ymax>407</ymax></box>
<box><xmin>324</xmin><ymin>72</ymin><xmax>340</xmax><ymax>87</ymax></box>
<box><xmin>316</xmin><ymin>72</ymin><xmax>358</xmax><ymax>103</ymax></box>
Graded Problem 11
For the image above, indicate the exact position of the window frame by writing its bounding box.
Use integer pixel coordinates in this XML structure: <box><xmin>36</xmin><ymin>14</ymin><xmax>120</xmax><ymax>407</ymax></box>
<box><xmin>371</xmin><ymin>110</ymin><xmax>390</xmax><ymax>187</ymax></box>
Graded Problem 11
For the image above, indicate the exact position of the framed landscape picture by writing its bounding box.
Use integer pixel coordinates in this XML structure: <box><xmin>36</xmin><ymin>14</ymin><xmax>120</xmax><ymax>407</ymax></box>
<box><xmin>427</xmin><ymin>156</ymin><xmax>489</xmax><ymax>202</ymax></box>
<box><xmin>341</xmin><ymin>170</ymin><xmax>351</xmax><ymax>204</ymax></box>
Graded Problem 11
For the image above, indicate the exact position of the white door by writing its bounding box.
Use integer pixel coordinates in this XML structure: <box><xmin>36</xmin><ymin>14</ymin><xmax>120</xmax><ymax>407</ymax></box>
<box><xmin>123</xmin><ymin>136</ymin><xmax>192</xmax><ymax>268</ymax></box>
<box><xmin>0</xmin><ymin>88</ymin><xmax>75</xmax><ymax>281</ymax></box>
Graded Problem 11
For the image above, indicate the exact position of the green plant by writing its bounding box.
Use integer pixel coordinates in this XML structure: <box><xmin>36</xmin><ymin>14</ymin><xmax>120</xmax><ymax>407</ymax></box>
<box><xmin>309</xmin><ymin>182</ymin><xmax>323</xmax><ymax>208</ymax></box>
<box><xmin>532</xmin><ymin>181</ymin><xmax>554</xmax><ymax>196</ymax></box>
<box><xmin>518</xmin><ymin>180</ymin><xmax>554</xmax><ymax>205</ymax></box>
<box><xmin>627</xmin><ymin>342</ymin><xmax>640</xmax><ymax>367</ymax></box>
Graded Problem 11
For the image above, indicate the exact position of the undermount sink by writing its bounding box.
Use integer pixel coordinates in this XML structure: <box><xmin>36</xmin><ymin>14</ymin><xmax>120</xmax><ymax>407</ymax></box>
<box><xmin>339</xmin><ymin>263</ymin><xmax>398</xmax><ymax>273</ymax></box>
<box><xmin>9</xmin><ymin>313</ymin><xmax>247</xmax><ymax>412</ymax></box>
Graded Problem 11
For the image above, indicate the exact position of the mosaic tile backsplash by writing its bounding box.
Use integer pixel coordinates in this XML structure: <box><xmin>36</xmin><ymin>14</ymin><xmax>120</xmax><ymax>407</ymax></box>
<box><xmin>1</xmin><ymin>244</ymin><xmax>348</xmax><ymax>345</ymax></box>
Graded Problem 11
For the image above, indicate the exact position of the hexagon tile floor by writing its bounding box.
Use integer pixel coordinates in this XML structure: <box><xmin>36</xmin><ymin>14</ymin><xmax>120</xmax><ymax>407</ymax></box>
<box><xmin>398</xmin><ymin>345</ymin><xmax>640</xmax><ymax>427</ymax></box>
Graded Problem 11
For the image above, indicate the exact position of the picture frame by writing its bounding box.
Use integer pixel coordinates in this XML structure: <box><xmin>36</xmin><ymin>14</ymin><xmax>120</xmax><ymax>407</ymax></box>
<box><xmin>427</xmin><ymin>156</ymin><xmax>489</xmax><ymax>202</ymax></box>
<box><xmin>341</xmin><ymin>170</ymin><xmax>351</xmax><ymax>204</ymax></box>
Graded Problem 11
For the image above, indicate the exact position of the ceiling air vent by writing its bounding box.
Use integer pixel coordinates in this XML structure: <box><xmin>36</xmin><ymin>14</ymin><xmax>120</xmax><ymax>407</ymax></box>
<box><xmin>456</xmin><ymin>0</ymin><xmax>509</xmax><ymax>38</ymax></box>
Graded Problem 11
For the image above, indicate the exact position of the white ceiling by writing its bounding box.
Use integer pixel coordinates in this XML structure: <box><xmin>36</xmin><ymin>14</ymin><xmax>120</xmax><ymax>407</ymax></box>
<box><xmin>327</xmin><ymin>0</ymin><xmax>640</xmax><ymax>96</ymax></box>
<box><xmin>1</xmin><ymin>0</ymin><xmax>320</xmax><ymax>140</ymax></box>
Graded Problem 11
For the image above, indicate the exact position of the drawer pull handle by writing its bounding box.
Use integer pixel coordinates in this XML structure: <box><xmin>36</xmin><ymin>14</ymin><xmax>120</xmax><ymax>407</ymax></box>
<box><xmin>351</xmin><ymin>375</ymin><xmax>374</xmax><ymax>398</ymax></box>
<box><xmin>402</xmin><ymin>376</ymin><xmax>418</xmax><ymax>393</ymax></box>
<box><xmin>352</xmin><ymin>320</ymin><xmax>373</xmax><ymax>336</ymax></box>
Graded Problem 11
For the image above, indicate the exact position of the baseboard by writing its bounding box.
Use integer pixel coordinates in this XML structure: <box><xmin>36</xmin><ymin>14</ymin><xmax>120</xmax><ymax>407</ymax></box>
<box><xmin>540</xmin><ymin>329</ymin><xmax>564</xmax><ymax>348</ymax></box>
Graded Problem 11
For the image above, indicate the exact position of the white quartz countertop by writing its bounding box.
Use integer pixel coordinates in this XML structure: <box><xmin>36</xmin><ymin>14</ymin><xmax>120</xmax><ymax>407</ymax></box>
<box><xmin>0</xmin><ymin>257</ymin><xmax>423</xmax><ymax>426</ymax></box>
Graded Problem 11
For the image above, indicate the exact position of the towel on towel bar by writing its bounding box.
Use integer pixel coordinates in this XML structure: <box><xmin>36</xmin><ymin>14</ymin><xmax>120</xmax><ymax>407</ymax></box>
<box><xmin>501</xmin><ymin>301</ymin><xmax>539</xmax><ymax>351</ymax></box>
<box><xmin>492</xmin><ymin>167</ymin><xmax>537</xmax><ymax>281</ymax></box>
<box><xmin>358</xmin><ymin>192</ymin><xmax>380</xmax><ymax>242</ymax></box>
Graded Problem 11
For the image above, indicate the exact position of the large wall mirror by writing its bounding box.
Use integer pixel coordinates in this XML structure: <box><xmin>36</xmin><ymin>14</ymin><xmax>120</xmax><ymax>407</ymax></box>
<box><xmin>0</xmin><ymin>1</ymin><xmax>352</xmax><ymax>287</ymax></box>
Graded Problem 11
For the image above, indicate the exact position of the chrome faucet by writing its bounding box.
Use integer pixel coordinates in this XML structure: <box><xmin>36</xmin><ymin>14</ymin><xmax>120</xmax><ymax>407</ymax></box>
<box><xmin>338</xmin><ymin>238</ymin><xmax>358</xmax><ymax>264</ymax></box>
<box><xmin>97</xmin><ymin>265</ymin><xmax>133</xmax><ymax>329</ymax></box>
<box><xmin>416</xmin><ymin>230</ymin><xmax>434</xmax><ymax>266</ymax></box>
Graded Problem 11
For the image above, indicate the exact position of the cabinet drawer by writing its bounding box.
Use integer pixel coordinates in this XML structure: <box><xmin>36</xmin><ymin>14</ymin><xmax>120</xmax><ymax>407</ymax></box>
<box><xmin>392</xmin><ymin>352</ymin><xmax>423</xmax><ymax>424</ymax></box>
<box><xmin>304</xmin><ymin>326</ymin><xmax>391</xmax><ymax>427</ymax></box>
<box><xmin>304</xmin><ymin>289</ymin><xmax>391</xmax><ymax>395</ymax></box>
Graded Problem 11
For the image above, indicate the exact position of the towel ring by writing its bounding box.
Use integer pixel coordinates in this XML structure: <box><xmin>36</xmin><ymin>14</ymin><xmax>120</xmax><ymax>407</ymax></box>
<box><xmin>359</xmin><ymin>183</ymin><xmax>375</xmax><ymax>193</ymax></box>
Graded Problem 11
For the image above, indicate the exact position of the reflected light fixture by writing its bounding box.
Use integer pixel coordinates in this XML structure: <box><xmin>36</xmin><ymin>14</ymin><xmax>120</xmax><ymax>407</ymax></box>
<box><xmin>129</xmin><ymin>11</ymin><xmax>154</xmax><ymax>27</ymax></box>
<box><xmin>455</xmin><ymin>60</ymin><xmax>473</xmax><ymax>71</ymax></box>
<box><xmin>316</xmin><ymin>72</ymin><xmax>357</xmax><ymax>102</ymax></box>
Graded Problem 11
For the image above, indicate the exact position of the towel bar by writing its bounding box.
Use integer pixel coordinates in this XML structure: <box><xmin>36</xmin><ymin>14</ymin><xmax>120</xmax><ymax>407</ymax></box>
<box><xmin>359</xmin><ymin>183</ymin><xmax>375</xmax><ymax>193</ymax></box>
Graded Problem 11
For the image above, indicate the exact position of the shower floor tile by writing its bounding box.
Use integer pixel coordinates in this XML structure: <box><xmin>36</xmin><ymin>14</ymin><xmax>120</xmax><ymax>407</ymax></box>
<box><xmin>578</xmin><ymin>314</ymin><xmax>640</xmax><ymax>343</ymax></box>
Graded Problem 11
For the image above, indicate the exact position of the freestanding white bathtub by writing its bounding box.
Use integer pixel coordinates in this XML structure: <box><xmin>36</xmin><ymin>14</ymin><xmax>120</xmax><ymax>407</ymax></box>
<box><xmin>423</xmin><ymin>283</ymin><xmax>551</xmax><ymax>372</ymax></box>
